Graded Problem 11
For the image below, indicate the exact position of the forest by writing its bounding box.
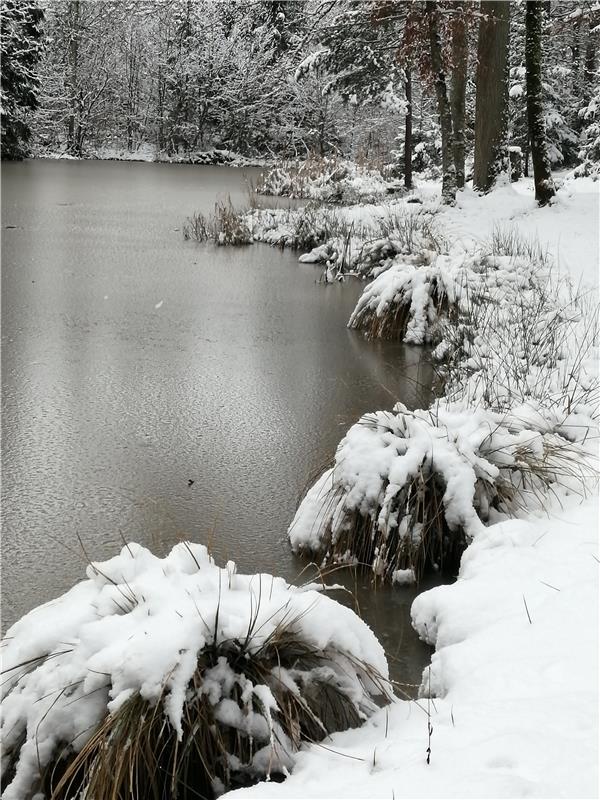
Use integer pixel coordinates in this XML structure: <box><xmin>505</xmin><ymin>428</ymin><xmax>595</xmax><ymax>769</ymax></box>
<box><xmin>2</xmin><ymin>0</ymin><xmax>600</xmax><ymax>200</ymax></box>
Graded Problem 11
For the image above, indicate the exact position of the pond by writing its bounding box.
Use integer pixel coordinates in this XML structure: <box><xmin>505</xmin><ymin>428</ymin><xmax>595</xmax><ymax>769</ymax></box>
<box><xmin>1</xmin><ymin>158</ymin><xmax>437</xmax><ymax>689</ymax></box>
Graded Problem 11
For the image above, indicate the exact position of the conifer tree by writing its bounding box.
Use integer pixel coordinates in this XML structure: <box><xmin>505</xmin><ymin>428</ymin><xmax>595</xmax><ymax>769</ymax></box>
<box><xmin>1</xmin><ymin>0</ymin><xmax>44</xmax><ymax>159</ymax></box>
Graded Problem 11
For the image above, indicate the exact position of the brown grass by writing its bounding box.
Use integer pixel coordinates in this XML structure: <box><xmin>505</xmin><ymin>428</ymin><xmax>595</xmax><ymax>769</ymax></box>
<box><xmin>4</xmin><ymin>623</ymin><xmax>390</xmax><ymax>800</ymax></box>
<box><xmin>350</xmin><ymin>277</ymin><xmax>451</xmax><ymax>342</ymax></box>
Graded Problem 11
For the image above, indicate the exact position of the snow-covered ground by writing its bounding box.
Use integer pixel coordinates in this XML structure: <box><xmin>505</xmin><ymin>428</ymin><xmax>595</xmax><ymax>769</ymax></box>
<box><xmin>230</xmin><ymin>173</ymin><xmax>599</xmax><ymax>799</ymax></box>
<box><xmin>35</xmin><ymin>144</ymin><xmax>266</xmax><ymax>167</ymax></box>
<box><xmin>230</xmin><ymin>495</ymin><xmax>598</xmax><ymax>800</ymax></box>
<box><xmin>435</xmin><ymin>174</ymin><xmax>599</xmax><ymax>289</ymax></box>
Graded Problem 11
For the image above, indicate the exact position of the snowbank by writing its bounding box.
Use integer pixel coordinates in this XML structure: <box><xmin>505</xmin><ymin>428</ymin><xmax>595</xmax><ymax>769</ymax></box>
<box><xmin>1</xmin><ymin>543</ymin><xmax>389</xmax><ymax>799</ymax></box>
<box><xmin>436</xmin><ymin>174</ymin><xmax>599</xmax><ymax>289</ymax></box>
<box><xmin>229</xmin><ymin>495</ymin><xmax>599</xmax><ymax>799</ymax></box>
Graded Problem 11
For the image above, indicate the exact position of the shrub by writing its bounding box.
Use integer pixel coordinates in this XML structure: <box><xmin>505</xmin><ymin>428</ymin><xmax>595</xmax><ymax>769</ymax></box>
<box><xmin>1</xmin><ymin>543</ymin><xmax>390</xmax><ymax>800</ymax></box>
<box><xmin>288</xmin><ymin>402</ymin><xmax>596</xmax><ymax>583</ymax></box>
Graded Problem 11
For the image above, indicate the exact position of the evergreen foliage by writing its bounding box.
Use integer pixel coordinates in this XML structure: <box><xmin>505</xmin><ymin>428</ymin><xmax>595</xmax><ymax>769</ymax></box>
<box><xmin>0</xmin><ymin>0</ymin><xmax>44</xmax><ymax>160</ymax></box>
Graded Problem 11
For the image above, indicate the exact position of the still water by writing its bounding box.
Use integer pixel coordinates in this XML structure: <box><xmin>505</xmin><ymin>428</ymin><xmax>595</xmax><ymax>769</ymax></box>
<box><xmin>1</xmin><ymin>159</ymin><xmax>436</xmax><ymax>688</ymax></box>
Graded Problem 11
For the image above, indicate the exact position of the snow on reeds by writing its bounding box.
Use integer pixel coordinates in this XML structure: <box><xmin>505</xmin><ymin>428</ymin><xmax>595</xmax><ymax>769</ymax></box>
<box><xmin>183</xmin><ymin>194</ymin><xmax>441</xmax><ymax>281</ymax></box>
<box><xmin>288</xmin><ymin>401</ymin><xmax>597</xmax><ymax>584</ymax></box>
<box><xmin>254</xmin><ymin>156</ymin><xmax>402</xmax><ymax>205</ymax></box>
<box><xmin>1</xmin><ymin>544</ymin><xmax>390</xmax><ymax>800</ymax></box>
<box><xmin>295</xmin><ymin>229</ymin><xmax>598</xmax><ymax>584</ymax></box>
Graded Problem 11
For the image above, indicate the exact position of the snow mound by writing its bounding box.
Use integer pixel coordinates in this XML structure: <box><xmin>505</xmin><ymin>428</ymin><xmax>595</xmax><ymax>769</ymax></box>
<box><xmin>1</xmin><ymin>543</ymin><xmax>389</xmax><ymax>799</ymax></box>
<box><xmin>288</xmin><ymin>400</ymin><xmax>597</xmax><ymax>582</ymax></box>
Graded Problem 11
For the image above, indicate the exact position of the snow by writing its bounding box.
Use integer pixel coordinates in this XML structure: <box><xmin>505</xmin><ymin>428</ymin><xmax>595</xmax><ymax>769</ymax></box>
<box><xmin>1</xmin><ymin>543</ymin><xmax>388</xmax><ymax>799</ymax></box>
<box><xmin>35</xmin><ymin>145</ymin><xmax>266</xmax><ymax>168</ymax></box>
<box><xmin>230</xmin><ymin>495</ymin><xmax>599</xmax><ymax>800</ymax></box>
<box><xmin>438</xmin><ymin>175</ymin><xmax>599</xmax><ymax>289</ymax></box>
<box><xmin>256</xmin><ymin>159</ymin><xmax>398</xmax><ymax>204</ymax></box>
<box><xmin>289</xmin><ymin>400</ymin><xmax>596</xmax><ymax>574</ymax></box>
<box><xmin>258</xmin><ymin>171</ymin><xmax>599</xmax><ymax>799</ymax></box>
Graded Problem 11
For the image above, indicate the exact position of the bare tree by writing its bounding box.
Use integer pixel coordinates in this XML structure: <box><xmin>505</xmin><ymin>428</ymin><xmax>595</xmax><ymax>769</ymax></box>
<box><xmin>66</xmin><ymin>0</ymin><xmax>81</xmax><ymax>154</ymax></box>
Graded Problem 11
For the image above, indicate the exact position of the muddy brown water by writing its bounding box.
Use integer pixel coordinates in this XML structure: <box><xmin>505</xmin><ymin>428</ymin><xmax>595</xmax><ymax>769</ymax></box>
<box><xmin>1</xmin><ymin>159</ymin><xmax>439</xmax><ymax>689</ymax></box>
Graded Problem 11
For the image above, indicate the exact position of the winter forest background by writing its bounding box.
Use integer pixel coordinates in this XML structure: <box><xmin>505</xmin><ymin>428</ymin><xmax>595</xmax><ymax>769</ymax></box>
<box><xmin>2</xmin><ymin>0</ymin><xmax>599</xmax><ymax>191</ymax></box>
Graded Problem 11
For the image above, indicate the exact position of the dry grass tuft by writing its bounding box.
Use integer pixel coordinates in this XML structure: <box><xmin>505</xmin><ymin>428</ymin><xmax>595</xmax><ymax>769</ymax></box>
<box><xmin>183</xmin><ymin>198</ymin><xmax>252</xmax><ymax>245</ymax></box>
<box><xmin>3</xmin><ymin>619</ymin><xmax>390</xmax><ymax>800</ymax></box>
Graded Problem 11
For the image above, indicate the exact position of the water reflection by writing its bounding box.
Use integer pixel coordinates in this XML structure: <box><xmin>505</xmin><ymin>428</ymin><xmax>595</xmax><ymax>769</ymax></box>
<box><xmin>2</xmin><ymin>160</ymin><xmax>436</xmax><ymax>688</ymax></box>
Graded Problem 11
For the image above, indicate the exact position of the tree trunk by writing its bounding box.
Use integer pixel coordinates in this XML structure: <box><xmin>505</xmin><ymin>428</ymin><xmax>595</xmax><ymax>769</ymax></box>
<box><xmin>583</xmin><ymin>17</ymin><xmax>598</xmax><ymax>105</ymax></box>
<box><xmin>525</xmin><ymin>1</ymin><xmax>555</xmax><ymax>206</ymax></box>
<box><xmin>426</xmin><ymin>1</ymin><xmax>456</xmax><ymax>205</ymax></box>
<box><xmin>67</xmin><ymin>0</ymin><xmax>80</xmax><ymax>154</ymax></box>
<box><xmin>404</xmin><ymin>67</ymin><xmax>413</xmax><ymax>190</ymax></box>
<box><xmin>473</xmin><ymin>1</ymin><xmax>510</xmax><ymax>192</ymax></box>
<box><xmin>450</xmin><ymin>4</ymin><xmax>468</xmax><ymax>189</ymax></box>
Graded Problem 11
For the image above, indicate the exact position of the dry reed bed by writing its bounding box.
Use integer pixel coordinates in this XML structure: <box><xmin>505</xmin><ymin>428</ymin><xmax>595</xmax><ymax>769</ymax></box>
<box><xmin>1</xmin><ymin>543</ymin><xmax>391</xmax><ymax>800</ymax></box>
<box><xmin>289</xmin><ymin>402</ymin><xmax>597</xmax><ymax>583</ymax></box>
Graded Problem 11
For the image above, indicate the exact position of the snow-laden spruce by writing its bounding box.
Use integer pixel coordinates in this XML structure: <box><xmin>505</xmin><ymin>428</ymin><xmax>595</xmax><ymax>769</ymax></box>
<box><xmin>288</xmin><ymin>400</ymin><xmax>596</xmax><ymax>583</ymax></box>
<box><xmin>1</xmin><ymin>543</ymin><xmax>390</xmax><ymax>800</ymax></box>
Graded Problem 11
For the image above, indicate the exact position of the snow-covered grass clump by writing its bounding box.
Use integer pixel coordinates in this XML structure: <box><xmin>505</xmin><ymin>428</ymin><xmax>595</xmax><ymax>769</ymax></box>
<box><xmin>288</xmin><ymin>400</ymin><xmax>596</xmax><ymax>583</ymax></box>
<box><xmin>348</xmin><ymin>243</ymin><xmax>552</xmax><ymax>345</ymax></box>
<box><xmin>1</xmin><ymin>543</ymin><xmax>390</xmax><ymax>800</ymax></box>
<box><xmin>255</xmin><ymin>157</ymin><xmax>402</xmax><ymax>205</ymax></box>
<box><xmin>349</xmin><ymin>227</ymin><xmax>599</xmax><ymax>426</ymax></box>
<box><xmin>348</xmin><ymin>254</ymin><xmax>457</xmax><ymax>343</ymax></box>
<box><xmin>248</xmin><ymin>204</ymin><xmax>441</xmax><ymax>280</ymax></box>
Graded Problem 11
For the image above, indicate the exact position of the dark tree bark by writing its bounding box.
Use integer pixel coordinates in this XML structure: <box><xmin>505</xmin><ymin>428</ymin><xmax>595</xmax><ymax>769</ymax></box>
<box><xmin>450</xmin><ymin>4</ymin><xmax>468</xmax><ymax>189</ymax></box>
<box><xmin>473</xmin><ymin>1</ymin><xmax>510</xmax><ymax>192</ymax></box>
<box><xmin>525</xmin><ymin>1</ymin><xmax>556</xmax><ymax>206</ymax></box>
<box><xmin>404</xmin><ymin>67</ymin><xmax>413</xmax><ymax>190</ymax></box>
<box><xmin>426</xmin><ymin>1</ymin><xmax>456</xmax><ymax>204</ymax></box>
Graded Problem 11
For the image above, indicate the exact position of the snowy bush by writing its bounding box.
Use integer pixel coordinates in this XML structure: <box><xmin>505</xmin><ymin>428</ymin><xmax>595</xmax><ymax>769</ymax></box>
<box><xmin>1</xmin><ymin>543</ymin><xmax>390</xmax><ymax>799</ymax></box>
<box><xmin>348</xmin><ymin>254</ymin><xmax>459</xmax><ymax>343</ymax></box>
<box><xmin>347</xmin><ymin>249</ymin><xmax>533</xmax><ymax>344</ymax></box>
<box><xmin>298</xmin><ymin>209</ymin><xmax>442</xmax><ymax>281</ymax></box>
<box><xmin>288</xmin><ymin>401</ymin><xmax>596</xmax><ymax>584</ymax></box>
<box><xmin>255</xmin><ymin>157</ymin><xmax>402</xmax><ymax>205</ymax></box>
<box><xmin>349</xmin><ymin>228</ymin><xmax>599</xmax><ymax>427</ymax></box>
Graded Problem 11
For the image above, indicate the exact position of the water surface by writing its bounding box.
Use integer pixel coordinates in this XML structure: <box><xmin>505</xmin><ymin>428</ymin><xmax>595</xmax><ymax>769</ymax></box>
<box><xmin>2</xmin><ymin>159</ymin><xmax>436</xmax><ymax>688</ymax></box>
